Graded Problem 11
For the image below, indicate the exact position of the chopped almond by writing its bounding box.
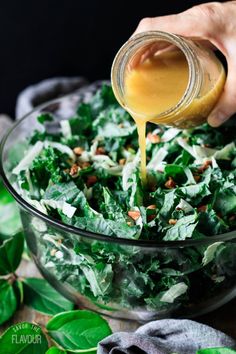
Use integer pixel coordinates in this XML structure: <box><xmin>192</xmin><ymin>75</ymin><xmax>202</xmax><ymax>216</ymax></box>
<box><xmin>198</xmin><ymin>160</ymin><xmax>212</xmax><ymax>173</ymax></box>
<box><xmin>70</xmin><ymin>164</ymin><xmax>79</xmax><ymax>176</ymax></box>
<box><xmin>193</xmin><ymin>174</ymin><xmax>201</xmax><ymax>182</ymax></box>
<box><xmin>96</xmin><ymin>147</ymin><xmax>106</xmax><ymax>155</ymax></box>
<box><xmin>50</xmin><ymin>248</ymin><xmax>57</xmax><ymax>256</ymax></box>
<box><xmin>126</xmin><ymin>221</ymin><xmax>133</xmax><ymax>226</ymax></box>
<box><xmin>73</xmin><ymin>147</ymin><xmax>84</xmax><ymax>155</ymax></box>
<box><xmin>128</xmin><ymin>210</ymin><xmax>141</xmax><ymax>221</ymax></box>
<box><xmin>147</xmin><ymin>204</ymin><xmax>157</xmax><ymax>210</ymax></box>
<box><xmin>169</xmin><ymin>219</ymin><xmax>177</xmax><ymax>225</ymax></box>
<box><xmin>147</xmin><ymin>132</ymin><xmax>161</xmax><ymax>144</ymax></box>
<box><xmin>86</xmin><ymin>175</ymin><xmax>97</xmax><ymax>187</ymax></box>
<box><xmin>197</xmin><ymin>205</ymin><xmax>207</xmax><ymax>213</ymax></box>
<box><xmin>147</xmin><ymin>214</ymin><xmax>156</xmax><ymax>222</ymax></box>
<box><xmin>119</xmin><ymin>158</ymin><xmax>126</xmax><ymax>165</ymax></box>
<box><xmin>165</xmin><ymin>177</ymin><xmax>176</xmax><ymax>189</ymax></box>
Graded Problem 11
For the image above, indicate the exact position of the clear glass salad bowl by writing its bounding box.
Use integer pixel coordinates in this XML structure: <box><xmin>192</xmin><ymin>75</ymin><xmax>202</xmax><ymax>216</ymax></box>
<box><xmin>1</xmin><ymin>83</ymin><xmax>236</xmax><ymax>322</ymax></box>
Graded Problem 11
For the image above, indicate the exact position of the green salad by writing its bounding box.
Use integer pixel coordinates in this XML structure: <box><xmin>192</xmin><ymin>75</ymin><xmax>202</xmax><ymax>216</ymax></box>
<box><xmin>12</xmin><ymin>85</ymin><xmax>236</xmax><ymax>241</ymax></box>
<box><xmin>9</xmin><ymin>84</ymin><xmax>236</xmax><ymax>313</ymax></box>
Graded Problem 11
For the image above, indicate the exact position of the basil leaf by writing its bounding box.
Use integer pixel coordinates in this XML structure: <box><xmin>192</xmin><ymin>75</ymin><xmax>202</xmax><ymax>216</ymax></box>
<box><xmin>197</xmin><ymin>348</ymin><xmax>236</xmax><ymax>354</ymax></box>
<box><xmin>23</xmin><ymin>278</ymin><xmax>74</xmax><ymax>315</ymax></box>
<box><xmin>0</xmin><ymin>232</ymin><xmax>24</xmax><ymax>275</ymax></box>
<box><xmin>46</xmin><ymin>347</ymin><xmax>67</xmax><ymax>354</ymax></box>
<box><xmin>0</xmin><ymin>322</ymin><xmax>48</xmax><ymax>354</ymax></box>
<box><xmin>46</xmin><ymin>310</ymin><xmax>112</xmax><ymax>352</ymax></box>
<box><xmin>0</xmin><ymin>279</ymin><xmax>17</xmax><ymax>325</ymax></box>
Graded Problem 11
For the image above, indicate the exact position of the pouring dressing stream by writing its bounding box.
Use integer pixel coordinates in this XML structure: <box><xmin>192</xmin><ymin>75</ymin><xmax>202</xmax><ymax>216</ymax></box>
<box><xmin>111</xmin><ymin>31</ymin><xmax>226</xmax><ymax>183</ymax></box>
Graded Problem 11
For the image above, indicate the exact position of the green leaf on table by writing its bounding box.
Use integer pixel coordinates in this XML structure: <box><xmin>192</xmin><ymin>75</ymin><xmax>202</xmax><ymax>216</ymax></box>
<box><xmin>0</xmin><ymin>180</ymin><xmax>22</xmax><ymax>235</ymax></box>
<box><xmin>46</xmin><ymin>347</ymin><xmax>67</xmax><ymax>354</ymax></box>
<box><xmin>0</xmin><ymin>322</ymin><xmax>49</xmax><ymax>354</ymax></box>
<box><xmin>23</xmin><ymin>278</ymin><xmax>74</xmax><ymax>315</ymax></box>
<box><xmin>46</xmin><ymin>310</ymin><xmax>112</xmax><ymax>352</ymax></box>
<box><xmin>197</xmin><ymin>348</ymin><xmax>236</xmax><ymax>354</ymax></box>
<box><xmin>0</xmin><ymin>231</ymin><xmax>24</xmax><ymax>275</ymax></box>
<box><xmin>0</xmin><ymin>279</ymin><xmax>17</xmax><ymax>325</ymax></box>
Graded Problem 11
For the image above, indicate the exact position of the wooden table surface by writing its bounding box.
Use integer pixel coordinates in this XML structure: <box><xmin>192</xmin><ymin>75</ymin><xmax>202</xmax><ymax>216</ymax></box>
<box><xmin>1</xmin><ymin>259</ymin><xmax>236</xmax><ymax>338</ymax></box>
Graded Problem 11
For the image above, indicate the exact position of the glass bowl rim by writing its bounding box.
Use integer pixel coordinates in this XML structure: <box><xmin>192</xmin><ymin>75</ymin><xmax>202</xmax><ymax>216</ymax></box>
<box><xmin>1</xmin><ymin>94</ymin><xmax>236</xmax><ymax>248</ymax></box>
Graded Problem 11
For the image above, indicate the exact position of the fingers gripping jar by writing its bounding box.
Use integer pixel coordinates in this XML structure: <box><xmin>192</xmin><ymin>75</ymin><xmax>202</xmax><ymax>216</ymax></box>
<box><xmin>111</xmin><ymin>31</ymin><xmax>225</xmax><ymax>129</ymax></box>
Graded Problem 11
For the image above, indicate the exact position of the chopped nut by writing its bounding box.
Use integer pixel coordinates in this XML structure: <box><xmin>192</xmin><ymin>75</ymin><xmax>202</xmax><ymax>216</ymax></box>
<box><xmin>169</xmin><ymin>219</ymin><xmax>177</xmax><ymax>225</ymax></box>
<box><xmin>118</xmin><ymin>123</ymin><xmax>124</xmax><ymax>128</ymax></box>
<box><xmin>165</xmin><ymin>177</ymin><xmax>176</xmax><ymax>189</ymax></box>
<box><xmin>70</xmin><ymin>164</ymin><xmax>79</xmax><ymax>176</ymax></box>
<box><xmin>198</xmin><ymin>160</ymin><xmax>212</xmax><ymax>173</ymax></box>
<box><xmin>50</xmin><ymin>248</ymin><xmax>57</xmax><ymax>256</ymax></box>
<box><xmin>127</xmin><ymin>221</ymin><xmax>133</xmax><ymax>226</ymax></box>
<box><xmin>128</xmin><ymin>210</ymin><xmax>141</xmax><ymax>221</ymax></box>
<box><xmin>86</xmin><ymin>175</ymin><xmax>97</xmax><ymax>187</ymax></box>
<box><xmin>147</xmin><ymin>214</ymin><xmax>156</xmax><ymax>222</ymax></box>
<box><xmin>197</xmin><ymin>205</ymin><xmax>207</xmax><ymax>213</ymax></box>
<box><xmin>147</xmin><ymin>132</ymin><xmax>161</xmax><ymax>144</ymax></box>
<box><xmin>147</xmin><ymin>204</ymin><xmax>157</xmax><ymax>210</ymax></box>
<box><xmin>193</xmin><ymin>174</ymin><xmax>201</xmax><ymax>182</ymax></box>
<box><xmin>119</xmin><ymin>158</ymin><xmax>126</xmax><ymax>165</ymax></box>
<box><xmin>96</xmin><ymin>147</ymin><xmax>106</xmax><ymax>155</ymax></box>
<box><xmin>73</xmin><ymin>146</ymin><xmax>84</xmax><ymax>155</ymax></box>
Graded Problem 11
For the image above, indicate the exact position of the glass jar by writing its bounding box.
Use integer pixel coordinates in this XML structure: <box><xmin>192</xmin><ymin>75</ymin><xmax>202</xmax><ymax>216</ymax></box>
<box><xmin>111</xmin><ymin>31</ymin><xmax>225</xmax><ymax>129</ymax></box>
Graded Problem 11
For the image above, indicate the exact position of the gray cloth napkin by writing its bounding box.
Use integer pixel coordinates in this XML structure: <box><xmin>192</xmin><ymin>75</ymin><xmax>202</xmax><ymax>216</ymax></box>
<box><xmin>98</xmin><ymin>319</ymin><xmax>236</xmax><ymax>354</ymax></box>
<box><xmin>15</xmin><ymin>76</ymin><xmax>88</xmax><ymax>119</ymax></box>
<box><xmin>2</xmin><ymin>77</ymin><xmax>236</xmax><ymax>354</ymax></box>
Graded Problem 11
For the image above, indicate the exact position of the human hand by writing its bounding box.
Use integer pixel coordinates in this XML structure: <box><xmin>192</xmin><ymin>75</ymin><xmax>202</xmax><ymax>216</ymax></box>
<box><xmin>133</xmin><ymin>1</ymin><xmax>236</xmax><ymax>127</ymax></box>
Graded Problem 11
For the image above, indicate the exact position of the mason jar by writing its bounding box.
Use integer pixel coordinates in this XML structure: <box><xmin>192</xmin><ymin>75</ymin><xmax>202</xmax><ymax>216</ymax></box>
<box><xmin>111</xmin><ymin>31</ymin><xmax>225</xmax><ymax>129</ymax></box>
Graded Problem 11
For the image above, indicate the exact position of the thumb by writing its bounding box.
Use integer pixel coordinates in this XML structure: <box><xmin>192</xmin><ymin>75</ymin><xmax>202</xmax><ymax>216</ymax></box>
<box><xmin>208</xmin><ymin>60</ymin><xmax>236</xmax><ymax>127</ymax></box>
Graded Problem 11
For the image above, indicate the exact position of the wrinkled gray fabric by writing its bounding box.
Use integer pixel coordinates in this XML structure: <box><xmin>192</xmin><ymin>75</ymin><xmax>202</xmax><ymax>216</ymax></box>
<box><xmin>0</xmin><ymin>114</ymin><xmax>12</xmax><ymax>139</ymax></box>
<box><xmin>15</xmin><ymin>76</ymin><xmax>88</xmax><ymax>119</ymax></box>
<box><xmin>98</xmin><ymin>319</ymin><xmax>236</xmax><ymax>354</ymax></box>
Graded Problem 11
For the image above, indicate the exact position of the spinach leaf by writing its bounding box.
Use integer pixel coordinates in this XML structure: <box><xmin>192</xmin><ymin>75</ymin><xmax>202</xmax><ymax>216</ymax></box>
<box><xmin>46</xmin><ymin>310</ymin><xmax>112</xmax><ymax>352</ymax></box>
<box><xmin>0</xmin><ymin>232</ymin><xmax>24</xmax><ymax>275</ymax></box>
<box><xmin>0</xmin><ymin>322</ymin><xmax>49</xmax><ymax>354</ymax></box>
<box><xmin>0</xmin><ymin>279</ymin><xmax>17</xmax><ymax>325</ymax></box>
<box><xmin>23</xmin><ymin>278</ymin><xmax>74</xmax><ymax>315</ymax></box>
<box><xmin>46</xmin><ymin>348</ymin><xmax>67</xmax><ymax>354</ymax></box>
<box><xmin>197</xmin><ymin>348</ymin><xmax>236</xmax><ymax>354</ymax></box>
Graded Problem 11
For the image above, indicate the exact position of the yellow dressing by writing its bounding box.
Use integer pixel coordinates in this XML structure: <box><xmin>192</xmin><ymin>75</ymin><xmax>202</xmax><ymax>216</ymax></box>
<box><xmin>125</xmin><ymin>50</ymin><xmax>189</xmax><ymax>118</ymax></box>
<box><xmin>123</xmin><ymin>49</ymin><xmax>225</xmax><ymax>182</ymax></box>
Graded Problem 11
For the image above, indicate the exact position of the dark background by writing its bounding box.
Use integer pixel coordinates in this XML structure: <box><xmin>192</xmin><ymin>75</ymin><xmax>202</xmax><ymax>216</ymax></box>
<box><xmin>0</xmin><ymin>0</ymin><xmax>224</xmax><ymax>116</ymax></box>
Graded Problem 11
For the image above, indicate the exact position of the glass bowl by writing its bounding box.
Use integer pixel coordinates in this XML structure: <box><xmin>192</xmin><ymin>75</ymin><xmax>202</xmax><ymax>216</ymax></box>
<box><xmin>1</xmin><ymin>83</ymin><xmax>236</xmax><ymax>322</ymax></box>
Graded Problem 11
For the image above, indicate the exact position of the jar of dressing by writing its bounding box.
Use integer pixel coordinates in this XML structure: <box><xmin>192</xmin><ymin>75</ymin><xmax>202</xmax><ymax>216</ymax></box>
<box><xmin>111</xmin><ymin>31</ymin><xmax>226</xmax><ymax>129</ymax></box>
